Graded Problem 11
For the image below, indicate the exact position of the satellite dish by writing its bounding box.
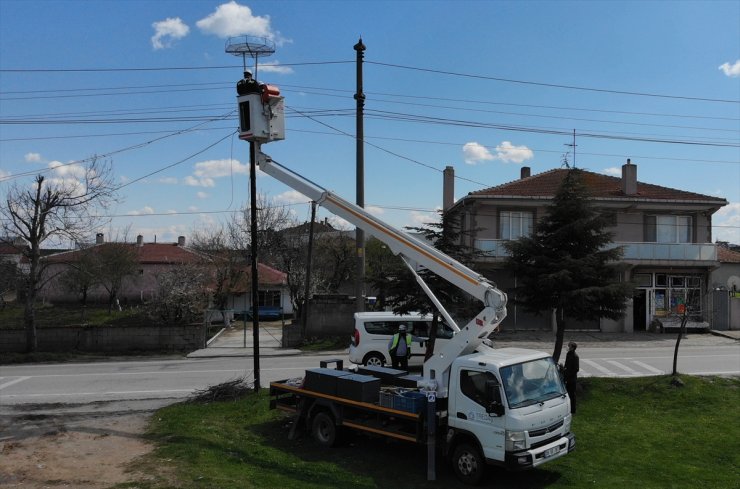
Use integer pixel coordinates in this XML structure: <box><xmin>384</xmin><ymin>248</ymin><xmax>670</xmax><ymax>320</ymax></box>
<box><xmin>728</xmin><ymin>275</ymin><xmax>740</xmax><ymax>292</ymax></box>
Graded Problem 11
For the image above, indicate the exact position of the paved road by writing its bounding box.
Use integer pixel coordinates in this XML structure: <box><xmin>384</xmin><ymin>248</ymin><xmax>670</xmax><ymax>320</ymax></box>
<box><xmin>1</xmin><ymin>327</ymin><xmax>737</xmax><ymax>413</ymax></box>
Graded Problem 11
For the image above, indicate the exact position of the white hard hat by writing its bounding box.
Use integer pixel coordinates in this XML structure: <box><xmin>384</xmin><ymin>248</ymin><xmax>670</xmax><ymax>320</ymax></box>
<box><xmin>399</xmin><ymin>325</ymin><xmax>407</xmax><ymax>332</ymax></box>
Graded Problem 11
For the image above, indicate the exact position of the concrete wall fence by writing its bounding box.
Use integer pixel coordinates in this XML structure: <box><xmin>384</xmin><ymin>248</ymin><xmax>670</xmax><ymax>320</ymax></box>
<box><xmin>0</xmin><ymin>324</ymin><xmax>205</xmax><ymax>353</ymax></box>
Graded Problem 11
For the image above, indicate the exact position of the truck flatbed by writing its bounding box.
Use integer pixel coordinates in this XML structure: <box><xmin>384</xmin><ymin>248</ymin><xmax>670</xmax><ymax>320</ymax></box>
<box><xmin>269</xmin><ymin>379</ymin><xmax>438</xmax><ymax>444</ymax></box>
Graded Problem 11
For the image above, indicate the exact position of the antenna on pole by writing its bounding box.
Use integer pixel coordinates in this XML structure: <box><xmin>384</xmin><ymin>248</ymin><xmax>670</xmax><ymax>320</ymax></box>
<box><xmin>225</xmin><ymin>36</ymin><xmax>276</xmax><ymax>393</ymax></box>
<box><xmin>225</xmin><ymin>36</ymin><xmax>275</xmax><ymax>79</ymax></box>
<box><xmin>563</xmin><ymin>129</ymin><xmax>577</xmax><ymax>169</ymax></box>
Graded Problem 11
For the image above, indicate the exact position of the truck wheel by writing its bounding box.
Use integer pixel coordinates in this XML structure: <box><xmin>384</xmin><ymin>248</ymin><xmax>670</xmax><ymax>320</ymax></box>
<box><xmin>452</xmin><ymin>443</ymin><xmax>485</xmax><ymax>485</ymax></box>
<box><xmin>312</xmin><ymin>412</ymin><xmax>337</xmax><ymax>447</ymax></box>
<box><xmin>363</xmin><ymin>352</ymin><xmax>385</xmax><ymax>367</ymax></box>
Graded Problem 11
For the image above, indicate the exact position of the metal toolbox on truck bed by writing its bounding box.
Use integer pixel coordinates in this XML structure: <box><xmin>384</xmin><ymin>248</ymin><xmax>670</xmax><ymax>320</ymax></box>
<box><xmin>336</xmin><ymin>374</ymin><xmax>381</xmax><ymax>403</ymax></box>
<box><xmin>304</xmin><ymin>368</ymin><xmax>352</xmax><ymax>396</ymax></box>
<box><xmin>356</xmin><ymin>365</ymin><xmax>407</xmax><ymax>382</ymax></box>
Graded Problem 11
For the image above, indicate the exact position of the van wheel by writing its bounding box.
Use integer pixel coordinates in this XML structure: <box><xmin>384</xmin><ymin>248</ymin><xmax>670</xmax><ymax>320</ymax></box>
<box><xmin>363</xmin><ymin>352</ymin><xmax>385</xmax><ymax>367</ymax></box>
<box><xmin>452</xmin><ymin>443</ymin><xmax>485</xmax><ymax>485</ymax></box>
<box><xmin>312</xmin><ymin>412</ymin><xmax>338</xmax><ymax>447</ymax></box>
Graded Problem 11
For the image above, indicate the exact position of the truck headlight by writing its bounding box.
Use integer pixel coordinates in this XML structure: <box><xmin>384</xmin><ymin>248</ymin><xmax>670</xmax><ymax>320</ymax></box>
<box><xmin>505</xmin><ymin>430</ymin><xmax>526</xmax><ymax>451</ymax></box>
<box><xmin>563</xmin><ymin>414</ymin><xmax>572</xmax><ymax>434</ymax></box>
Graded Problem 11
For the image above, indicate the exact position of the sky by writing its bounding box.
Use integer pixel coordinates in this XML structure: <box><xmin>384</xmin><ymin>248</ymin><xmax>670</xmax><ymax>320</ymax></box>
<box><xmin>1</xmin><ymin>0</ymin><xmax>739</xmax><ymax>247</ymax></box>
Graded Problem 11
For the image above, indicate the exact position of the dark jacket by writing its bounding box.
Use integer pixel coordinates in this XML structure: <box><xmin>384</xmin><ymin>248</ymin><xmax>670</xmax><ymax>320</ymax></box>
<box><xmin>564</xmin><ymin>350</ymin><xmax>579</xmax><ymax>382</ymax></box>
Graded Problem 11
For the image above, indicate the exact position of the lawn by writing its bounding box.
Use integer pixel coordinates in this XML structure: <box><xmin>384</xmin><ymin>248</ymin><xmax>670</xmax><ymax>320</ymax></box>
<box><xmin>118</xmin><ymin>375</ymin><xmax>740</xmax><ymax>489</ymax></box>
<box><xmin>0</xmin><ymin>303</ymin><xmax>144</xmax><ymax>329</ymax></box>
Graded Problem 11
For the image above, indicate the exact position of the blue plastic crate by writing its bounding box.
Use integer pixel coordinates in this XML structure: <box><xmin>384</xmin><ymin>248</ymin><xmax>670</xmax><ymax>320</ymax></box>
<box><xmin>393</xmin><ymin>391</ymin><xmax>426</xmax><ymax>413</ymax></box>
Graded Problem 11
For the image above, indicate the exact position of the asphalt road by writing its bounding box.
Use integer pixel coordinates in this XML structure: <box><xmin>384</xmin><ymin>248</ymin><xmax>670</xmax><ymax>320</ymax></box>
<box><xmin>1</xmin><ymin>337</ymin><xmax>737</xmax><ymax>411</ymax></box>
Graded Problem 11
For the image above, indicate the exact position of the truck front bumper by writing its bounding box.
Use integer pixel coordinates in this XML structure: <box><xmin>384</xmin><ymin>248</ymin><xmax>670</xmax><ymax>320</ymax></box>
<box><xmin>505</xmin><ymin>433</ymin><xmax>576</xmax><ymax>469</ymax></box>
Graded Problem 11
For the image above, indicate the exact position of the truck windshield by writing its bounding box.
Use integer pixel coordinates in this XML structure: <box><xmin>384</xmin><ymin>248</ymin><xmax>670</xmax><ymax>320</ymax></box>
<box><xmin>500</xmin><ymin>357</ymin><xmax>566</xmax><ymax>409</ymax></box>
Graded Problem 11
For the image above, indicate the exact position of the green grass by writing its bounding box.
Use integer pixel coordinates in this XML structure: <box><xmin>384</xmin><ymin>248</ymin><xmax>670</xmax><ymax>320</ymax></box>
<box><xmin>118</xmin><ymin>375</ymin><xmax>740</xmax><ymax>489</ymax></box>
<box><xmin>300</xmin><ymin>335</ymin><xmax>349</xmax><ymax>352</ymax></box>
<box><xmin>0</xmin><ymin>303</ymin><xmax>144</xmax><ymax>329</ymax></box>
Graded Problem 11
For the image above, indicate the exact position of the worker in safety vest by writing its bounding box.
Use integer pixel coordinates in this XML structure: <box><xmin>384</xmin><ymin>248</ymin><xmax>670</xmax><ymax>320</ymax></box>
<box><xmin>388</xmin><ymin>324</ymin><xmax>413</xmax><ymax>370</ymax></box>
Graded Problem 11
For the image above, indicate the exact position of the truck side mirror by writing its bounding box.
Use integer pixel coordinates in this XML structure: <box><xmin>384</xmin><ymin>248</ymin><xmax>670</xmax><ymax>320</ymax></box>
<box><xmin>485</xmin><ymin>379</ymin><xmax>505</xmax><ymax>416</ymax></box>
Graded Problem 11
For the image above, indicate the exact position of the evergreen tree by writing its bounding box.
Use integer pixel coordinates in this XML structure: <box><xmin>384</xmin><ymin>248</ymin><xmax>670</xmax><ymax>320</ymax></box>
<box><xmin>504</xmin><ymin>169</ymin><xmax>633</xmax><ymax>362</ymax></box>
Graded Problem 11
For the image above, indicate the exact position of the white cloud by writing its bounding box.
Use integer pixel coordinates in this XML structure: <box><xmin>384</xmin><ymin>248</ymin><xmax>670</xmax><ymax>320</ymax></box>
<box><xmin>462</xmin><ymin>142</ymin><xmax>494</xmax><ymax>165</ymax></box>
<box><xmin>126</xmin><ymin>206</ymin><xmax>155</xmax><ymax>216</ymax></box>
<box><xmin>365</xmin><ymin>206</ymin><xmax>385</xmax><ymax>217</ymax></box>
<box><xmin>159</xmin><ymin>177</ymin><xmax>179</xmax><ymax>184</ymax></box>
<box><xmin>715</xmin><ymin>202</ymin><xmax>740</xmax><ymax>244</ymax></box>
<box><xmin>193</xmin><ymin>159</ymin><xmax>247</xmax><ymax>178</ymax></box>
<box><xmin>188</xmin><ymin>206</ymin><xmax>199</xmax><ymax>212</ymax></box>
<box><xmin>151</xmin><ymin>17</ymin><xmax>190</xmax><ymax>50</ymax></box>
<box><xmin>48</xmin><ymin>161</ymin><xmax>87</xmax><ymax>179</ymax></box>
<box><xmin>408</xmin><ymin>210</ymin><xmax>440</xmax><ymax>228</ymax></box>
<box><xmin>493</xmin><ymin>141</ymin><xmax>534</xmax><ymax>164</ymax></box>
<box><xmin>463</xmin><ymin>141</ymin><xmax>534</xmax><ymax>165</ymax></box>
<box><xmin>603</xmin><ymin>167</ymin><xmax>621</xmax><ymax>177</ymax></box>
<box><xmin>183</xmin><ymin>175</ymin><xmax>216</xmax><ymax>187</ymax></box>
<box><xmin>196</xmin><ymin>191</ymin><xmax>209</xmax><ymax>199</ymax></box>
<box><xmin>24</xmin><ymin>152</ymin><xmax>42</xmax><ymax>163</ymax></box>
<box><xmin>0</xmin><ymin>169</ymin><xmax>10</xmax><ymax>178</ymax></box>
<box><xmin>196</xmin><ymin>1</ymin><xmax>286</xmax><ymax>44</ymax></box>
<box><xmin>275</xmin><ymin>189</ymin><xmax>310</xmax><ymax>204</ymax></box>
<box><xmin>326</xmin><ymin>215</ymin><xmax>351</xmax><ymax>230</ymax></box>
<box><xmin>719</xmin><ymin>60</ymin><xmax>740</xmax><ymax>78</ymax></box>
<box><xmin>259</xmin><ymin>61</ymin><xmax>294</xmax><ymax>75</ymax></box>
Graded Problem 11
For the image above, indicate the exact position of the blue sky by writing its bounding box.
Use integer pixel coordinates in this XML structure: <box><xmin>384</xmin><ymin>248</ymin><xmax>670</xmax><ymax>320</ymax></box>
<box><xmin>1</xmin><ymin>0</ymin><xmax>738</xmax><ymax>246</ymax></box>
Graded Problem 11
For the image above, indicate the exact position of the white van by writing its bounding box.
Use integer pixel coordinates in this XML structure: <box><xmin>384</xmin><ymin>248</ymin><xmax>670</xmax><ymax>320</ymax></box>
<box><xmin>348</xmin><ymin>312</ymin><xmax>455</xmax><ymax>367</ymax></box>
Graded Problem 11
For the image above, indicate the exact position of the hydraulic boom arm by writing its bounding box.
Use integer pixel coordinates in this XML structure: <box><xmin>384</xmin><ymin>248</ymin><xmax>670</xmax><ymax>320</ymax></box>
<box><xmin>257</xmin><ymin>150</ymin><xmax>507</xmax><ymax>396</ymax></box>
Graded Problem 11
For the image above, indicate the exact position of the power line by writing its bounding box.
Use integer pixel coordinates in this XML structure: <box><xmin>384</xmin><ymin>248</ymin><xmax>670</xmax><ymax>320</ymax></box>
<box><xmin>0</xmin><ymin>60</ymin><xmax>352</xmax><ymax>73</ymax></box>
<box><xmin>0</xmin><ymin>111</ymin><xmax>236</xmax><ymax>183</ymax></box>
<box><xmin>366</xmin><ymin>61</ymin><xmax>740</xmax><ymax>104</ymax></box>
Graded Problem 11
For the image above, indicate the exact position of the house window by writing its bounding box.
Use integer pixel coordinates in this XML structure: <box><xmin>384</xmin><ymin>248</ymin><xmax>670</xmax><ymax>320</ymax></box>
<box><xmin>258</xmin><ymin>290</ymin><xmax>281</xmax><ymax>307</ymax></box>
<box><xmin>500</xmin><ymin>211</ymin><xmax>533</xmax><ymax>240</ymax></box>
<box><xmin>646</xmin><ymin>215</ymin><xmax>692</xmax><ymax>243</ymax></box>
<box><xmin>634</xmin><ymin>273</ymin><xmax>652</xmax><ymax>288</ymax></box>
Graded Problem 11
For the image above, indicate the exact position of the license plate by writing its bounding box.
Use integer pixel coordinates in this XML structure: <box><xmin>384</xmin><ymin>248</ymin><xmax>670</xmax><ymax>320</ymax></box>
<box><xmin>544</xmin><ymin>446</ymin><xmax>560</xmax><ymax>458</ymax></box>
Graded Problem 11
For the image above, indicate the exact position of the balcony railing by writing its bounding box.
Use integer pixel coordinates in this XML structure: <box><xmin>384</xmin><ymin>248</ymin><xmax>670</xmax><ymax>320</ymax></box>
<box><xmin>474</xmin><ymin>239</ymin><xmax>718</xmax><ymax>261</ymax></box>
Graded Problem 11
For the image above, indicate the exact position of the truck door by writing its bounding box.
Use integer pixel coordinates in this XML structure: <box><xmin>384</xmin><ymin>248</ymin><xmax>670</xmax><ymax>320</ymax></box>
<box><xmin>450</xmin><ymin>368</ymin><xmax>505</xmax><ymax>462</ymax></box>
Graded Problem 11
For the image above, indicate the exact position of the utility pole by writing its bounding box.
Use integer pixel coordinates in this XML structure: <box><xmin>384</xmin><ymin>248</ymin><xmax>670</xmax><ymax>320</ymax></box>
<box><xmin>354</xmin><ymin>38</ymin><xmax>366</xmax><ymax>313</ymax></box>
<box><xmin>301</xmin><ymin>201</ymin><xmax>317</xmax><ymax>338</ymax></box>
<box><xmin>249</xmin><ymin>141</ymin><xmax>260</xmax><ymax>392</ymax></box>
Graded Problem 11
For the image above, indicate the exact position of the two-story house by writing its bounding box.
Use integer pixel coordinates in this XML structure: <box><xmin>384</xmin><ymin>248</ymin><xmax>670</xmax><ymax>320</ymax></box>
<box><xmin>445</xmin><ymin>161</ymin><xmax>728</xmax><ymax>332</ymax></box>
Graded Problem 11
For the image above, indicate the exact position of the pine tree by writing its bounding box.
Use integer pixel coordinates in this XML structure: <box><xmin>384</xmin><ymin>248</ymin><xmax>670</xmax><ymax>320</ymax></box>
<box><xmin>504</xmin><ymin>169</ymin><xmax>633</xmax><ymax>362</ymax></box>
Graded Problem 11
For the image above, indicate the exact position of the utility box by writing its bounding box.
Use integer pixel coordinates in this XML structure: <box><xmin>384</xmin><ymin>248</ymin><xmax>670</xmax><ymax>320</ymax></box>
<box><xmin>237</xmin><ymin>86</ymin><xmax>285</xmax><ymax>143</ymax></box>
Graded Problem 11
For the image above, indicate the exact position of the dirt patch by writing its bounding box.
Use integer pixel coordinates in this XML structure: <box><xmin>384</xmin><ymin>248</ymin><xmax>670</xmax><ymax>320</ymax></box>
<box><xmin>0</xmin><ymin>411</ymin><xmax>154</xmax><ymax>489</ymax></box>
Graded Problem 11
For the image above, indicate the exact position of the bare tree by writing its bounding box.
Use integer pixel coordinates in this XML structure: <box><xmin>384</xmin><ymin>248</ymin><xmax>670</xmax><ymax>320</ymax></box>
<box><xmin>191</xmin><ymin>226</ymin><xmax>245</xmax><ymax>313</ymax></box>
<box><xmin>94</xmin><ymin>242</ymin><xmax>139</xmax><ymax>313</ymax></box>
<box><xmin>147</xmin><ymin>264</ymin><xmax>209</xmax><ymax>324</ymax></box>
<box><xmin>58</xmin><ymin>245</ymin><xmax>98</xmax><ymax>307</ymax></box>
<box><xmin>0</xmin><ymin>158</ymin><xmax>117</xmax><ymax>352</ymax></box>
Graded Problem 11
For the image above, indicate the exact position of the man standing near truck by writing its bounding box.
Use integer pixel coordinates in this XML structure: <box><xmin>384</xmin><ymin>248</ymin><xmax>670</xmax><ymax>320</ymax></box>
<box><xmin>388</xmin><ymin>324</ymin><xmax>412</xmax><ymax>370</ymax></box>
<box><xmin>564</xmin><ymin>341</ymin><xmax>580</xmax><ymax>414</ymax></box>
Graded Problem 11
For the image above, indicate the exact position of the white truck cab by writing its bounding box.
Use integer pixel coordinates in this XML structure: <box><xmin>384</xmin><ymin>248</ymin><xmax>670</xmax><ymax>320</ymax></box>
<box><xmin>447</xmin><ymin>349</ymin><xmax>574</xmax><ymax>480</ymax></box>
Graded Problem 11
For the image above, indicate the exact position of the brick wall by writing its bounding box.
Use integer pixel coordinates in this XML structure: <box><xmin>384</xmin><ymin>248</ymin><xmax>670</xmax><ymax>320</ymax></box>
<box><xmin>0</xmin><ymin>324</ymin><xmax>206</xmax><ymax>353</ymax></box>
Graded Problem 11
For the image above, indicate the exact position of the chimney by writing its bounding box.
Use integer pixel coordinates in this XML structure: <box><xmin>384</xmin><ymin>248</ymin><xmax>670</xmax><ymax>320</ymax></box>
<box><xmin>520</xmin><ymin>166</ymin><xmax>531</xmax><ymax>179</ymax></box>
<box><xmin>95</xmin><ymin>233</ymin><xmax>104</xmax><ymax>245</ymax></box>
<box><xmin>443</xmin><ymin>166</ymin><xmax>455</xmax><ymax>212</ymax></box>
<box><xmin>177</xmin><ymin>236</ymin><xmax>186</xmax><ymax>247</ymax></box>
<box><xmin>136</xmin><ymin>235</ymin><xmax>143</xmax><ymax>246</ymax></box>
<box><xmin>621</xmin><ymin>158</ymin><xmax>637</xmax><ymax>195</ymax></box>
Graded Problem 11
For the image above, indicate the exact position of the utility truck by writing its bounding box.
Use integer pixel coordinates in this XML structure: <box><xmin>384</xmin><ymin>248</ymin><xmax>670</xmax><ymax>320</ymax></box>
<box><xmin>236</xmin><ymin>84</ymin><xmax>575</xmax><ymax>485</ymax></box>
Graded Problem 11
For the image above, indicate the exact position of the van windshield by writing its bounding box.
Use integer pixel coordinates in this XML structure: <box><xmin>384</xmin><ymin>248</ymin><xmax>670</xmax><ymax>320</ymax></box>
<box><xmin>500</xmin><ymin>357</ymin><xmax>565</xmax><ymax>409</ymax></box>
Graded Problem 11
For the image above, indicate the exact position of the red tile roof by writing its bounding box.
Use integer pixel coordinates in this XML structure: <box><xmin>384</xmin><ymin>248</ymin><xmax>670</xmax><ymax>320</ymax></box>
<box><xmin>467</xmin><ymin>168</ymin><xmax>727</xmax><ymax>204</ymax></box>
<box><xmin>46</xmin><ymin>242</ymin><xmax>204</xmax><ymax>265</ymax></box>
<box><xmin>230</xmin><ymin>263</ymin><xmax>288</xmax><ymax>290</ymax></box>
<box><xmin>718</xmin><ymin>246</ymin><xmax>740</xmax><ymax>264</ymax></box>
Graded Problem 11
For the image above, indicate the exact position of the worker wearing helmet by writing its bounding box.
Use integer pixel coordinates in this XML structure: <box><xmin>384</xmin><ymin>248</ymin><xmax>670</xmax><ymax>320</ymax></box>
<box><xmin>388</xmin><ymin>324</ymin><xmax>413</xmax><ymax>370</ymax></box>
